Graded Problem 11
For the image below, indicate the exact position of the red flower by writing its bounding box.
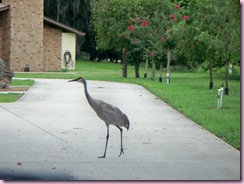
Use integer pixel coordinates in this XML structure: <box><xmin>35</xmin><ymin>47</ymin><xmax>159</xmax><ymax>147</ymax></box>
<box><xmin>175</xmin><ymin>4</ymin><xmax>180</xmax><ymax>9</ymax></box>
<box><xmin>150</xmin><ymin>51</ymin><xmax>155</xmax><ymax>57</ymax></box>
<box><xmin>170</xmin><ymin>14</ymin><xmax>174</xmax><ymax>19</ymax></box>
<box><xmin>141</xmin><ymin>20</ymin><xmax>147</xmax><ymax>26</ymax></box>
<box><xmin>134</xmin><ymin>39</ymin><xmax>139</xmax><ymax>44</ymax></box>
<box><xmin>161</xmin><ymin>38</ymin><xmax>165</xmax><ymax>42</ymax></box>
<box><xmin>128</xmin><ymin>25</ymin><xmax>134</xmax><ymax>31</ymax></box>
<box><xmin>173</xmin><ymin>17</ymin><xmax>177</xmax><ymax>22</ymax></box>
<box><xmin>136</xmin><ymin>17</ymin><xmax>141</xmax><ymax>23</ymax></box>
<box><xmin>183</xmin><ymin>16</ymin><xmax>188</xmax><ymax>20</ymax></box>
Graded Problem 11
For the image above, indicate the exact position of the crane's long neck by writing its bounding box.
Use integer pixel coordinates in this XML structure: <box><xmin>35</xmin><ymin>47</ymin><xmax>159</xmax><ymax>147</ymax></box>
<box><xmin>82</xmin><ymin>80</ymin><xmax>91</xmax><ymax>100</ymax></box>
<box><xmin>82</xmin><ymin>80</ymin><xmax>97</xmax><ymax>110</ymax></box>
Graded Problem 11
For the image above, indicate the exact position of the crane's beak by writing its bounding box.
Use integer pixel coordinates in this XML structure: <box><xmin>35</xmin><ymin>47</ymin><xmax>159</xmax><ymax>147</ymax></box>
<box><xmin>68</xmin><ymin>78</ymin><xmax>78</xmax><ymax>82</ymax></box>
<box><xmin>68</xmin><ymin>79</ymin><xmax>75</xmax><ymax>82</ymax></box>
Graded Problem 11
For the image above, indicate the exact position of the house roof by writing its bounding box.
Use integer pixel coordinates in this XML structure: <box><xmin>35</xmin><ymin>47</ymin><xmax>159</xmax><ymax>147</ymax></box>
<box><xmin>0</xmin><ymin>4</ymin><xmax>10</xmax><ymax>12</ymax></box>
<box><xmin>44</xmin><ymin>16</ymin><xmax>85</xmax><ymax>36</ymax></box>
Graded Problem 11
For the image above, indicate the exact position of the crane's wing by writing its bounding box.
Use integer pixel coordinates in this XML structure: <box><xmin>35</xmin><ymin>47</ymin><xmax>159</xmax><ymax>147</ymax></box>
<box><xmin>96</xmin><ymin>100</ymin><xmax>127</xmax><ymax>127</ymax></box>
<box><xmin>88</xmin><ymin>96</ymin><xmax>129</xmax><ymax>129</ymax></box>
<box><xmin>98</xmin><ymin>102</ymin><xmax>123</xmax><ymax>121</ymax></box>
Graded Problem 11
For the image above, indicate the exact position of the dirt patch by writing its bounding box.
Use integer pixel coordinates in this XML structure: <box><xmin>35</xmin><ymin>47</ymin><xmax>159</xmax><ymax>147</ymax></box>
<box><xmin>0</xmin><ymin>86</ymin><xmax>30</xmax><ymax>92</ymax></box>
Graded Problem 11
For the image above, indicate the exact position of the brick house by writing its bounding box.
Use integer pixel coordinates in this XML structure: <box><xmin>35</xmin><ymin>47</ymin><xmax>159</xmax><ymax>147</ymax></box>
<box><xmin>0</xmin><ymin>0</ymin><xmax>85</xmax><ymax>72</ymax></box>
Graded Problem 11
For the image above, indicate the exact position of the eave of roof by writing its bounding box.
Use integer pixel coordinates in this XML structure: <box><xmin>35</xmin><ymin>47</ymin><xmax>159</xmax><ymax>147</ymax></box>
<box><xmin>0</xmin><ymin>4</ymin><xmax>10</xmax><ymax>12</ymax></box>
<box><xmin>44</xmin><ymin>16</ymin><xmax>85</xmax><ymax>36</ymax></box>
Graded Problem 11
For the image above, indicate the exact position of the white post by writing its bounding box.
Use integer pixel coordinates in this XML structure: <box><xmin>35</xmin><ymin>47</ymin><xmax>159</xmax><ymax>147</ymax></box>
<box><xmin>166</xmin><ymin>73</ymin><xmax>170</xmax><ymax>84</ymax></box>
<box><xmin>217</xmin><ymin>87</ymin><xmax>224</xmax><ymax>109</ymax></box>
<box><xmin>166</xmin><ymin>50</ymin><xmax>171</xmax><ymax>84</ymax></box>
<box><xmin>229</xmin><ymin>64</ymin><xmax>232</xmax><ymax>75</ymax></box>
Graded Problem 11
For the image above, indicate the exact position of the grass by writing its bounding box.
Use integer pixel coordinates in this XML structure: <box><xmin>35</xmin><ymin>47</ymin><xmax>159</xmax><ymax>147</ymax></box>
<box><xmin>0</xmin><ymin>93</ymin><xmax>24</xmax><ymax>102</ymax></box>
<box><xmin>0</xmin><ymin>79</ymin><xmax>35</xmax><ymax>102</ymax></box>
<box><xmin>11</xmin><ymin>79</ymin><xmax>35</xmax><ymax>86</ymax></box>
<box><xmin>2</xmin><ymin>60</ymin><xmax>241</xmax><ymax>150</ymax></box>
<box><xmin>144</xmin><ymin>73</ymin><xmax>240</xmax><ymax>149</ymax></box>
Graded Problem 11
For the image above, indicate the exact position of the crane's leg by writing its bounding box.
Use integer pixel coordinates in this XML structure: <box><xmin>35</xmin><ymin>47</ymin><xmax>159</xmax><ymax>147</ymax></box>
<box><xmin>116</xmin><ymin>126</ymin><xmax>124</xmax><ymax>157</ymax></box>
<box><xmin>98</xmin><ymin>126</ymin><xmax>109</xmax><ymax>158</ymax></box>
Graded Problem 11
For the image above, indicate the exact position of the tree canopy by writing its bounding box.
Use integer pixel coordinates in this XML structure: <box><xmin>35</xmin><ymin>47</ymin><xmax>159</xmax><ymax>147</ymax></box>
<box><xmin>44</xmin><ymin>0</ymin><xmax>240</xmax><ymax>87</ymax></box>
<box><xmin>92</xmin><ymin>0</ymin><xmax>240</xmax><ymax>91</ymax></box>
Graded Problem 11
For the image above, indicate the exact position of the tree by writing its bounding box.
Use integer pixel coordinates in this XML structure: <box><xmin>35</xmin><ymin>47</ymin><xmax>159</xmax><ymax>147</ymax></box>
<box><xmin>125</xmin><ymin>18</ymin><xmax>151</xmax><ymax>78</ymax></box>
<box><xmin>92</xmin><ymin>0</ymin><xmax>134</xmax><ymax>77</ymax></box>
<box><xmin>93</xmin><ymin>0</ymin><xmax>184</xmax><ymax>78</ymax></box>
<box><xmin>216</xmin><ymin>0</ymin><xmax>240</xmax><ymax>95</ymax></box>
<box><xmin>44</xmin><ymin>0</ymin><xmax>94</xmax><ymax>58</ymax></box>
<box><xmin>125</xmin><ymin>1</ymin><xmax>188</xmax><ymax>83</ymax></box>
<box><xmin>184</xmin><ymin>0</ymin><xmax>240</xmax><ymax>92</ymax></box>
<box><xmin>45</xmin><ymin>0</ymin><xmax>91</xmax><ymax>31</ymax></box>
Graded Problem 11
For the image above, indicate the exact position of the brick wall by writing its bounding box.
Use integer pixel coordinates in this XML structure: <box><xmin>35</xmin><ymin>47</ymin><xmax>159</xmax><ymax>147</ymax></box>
<box><xmin>3</xmin><ymin>0</ymin><xmax>44</xmax><ymax>72</ymax></box>
<box><xmin>43</xmin><ymin>28</ymin><xmax>62</xmax><ymax>71</ymax></box>
<box><xmin>0</xmin><ymin>10</ymin><xmax>11</xmax><ymax>70</ymax></box>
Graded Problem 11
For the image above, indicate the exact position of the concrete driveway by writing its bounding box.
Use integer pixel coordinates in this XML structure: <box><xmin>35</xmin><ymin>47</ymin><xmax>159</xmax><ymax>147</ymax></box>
<box><xmin>0</xmin><ymin>78</ymin><xmax>240</xmax><ymax>180</ymax></box>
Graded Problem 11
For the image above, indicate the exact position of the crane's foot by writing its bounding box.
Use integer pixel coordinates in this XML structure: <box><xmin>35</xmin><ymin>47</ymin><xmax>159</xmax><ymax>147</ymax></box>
<box><xmin>118</xmin><ymin>148</ymin><xmax>124</xmax><ymax>157</ymax></box>
<box><xmin>98</xmin><ymin>155</ymin><xmax>106</xmax><ymax>158</ymax></box>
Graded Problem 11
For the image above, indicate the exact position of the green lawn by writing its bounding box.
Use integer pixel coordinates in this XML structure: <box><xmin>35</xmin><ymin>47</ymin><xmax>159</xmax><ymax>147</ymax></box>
<box><xmin>3</xmin><ymin>61</ymin><xmax>241</xmax><ymax>150</ymax></box>
<box><xmin>0</xmin><ymin>93</ymin><xmax>24</xmax><ymax>102</ymax></box>
<box><xmin>11</xmin><ymin>79</ymin><xmax>35</xmax><ymax>86</ymax></box>
<box><xmin>0</xmin><ymin>79</ymin><xmax>35</xmax><ymax>102</ymax></box>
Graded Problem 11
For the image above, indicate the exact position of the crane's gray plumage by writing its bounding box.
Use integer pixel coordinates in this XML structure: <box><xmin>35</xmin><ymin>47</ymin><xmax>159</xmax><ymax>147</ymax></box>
<box><xmin>68</xmin><ymin>77</ymin><xmax>130</xmax><ymax>158</ymax></box>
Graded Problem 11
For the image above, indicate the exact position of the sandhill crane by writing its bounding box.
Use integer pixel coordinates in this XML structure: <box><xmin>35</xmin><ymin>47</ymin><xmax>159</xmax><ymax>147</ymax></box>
<box><xmin>68</xmin><ymin>77</ymin><xmax>130</xmax><ymax>158</ymax></box>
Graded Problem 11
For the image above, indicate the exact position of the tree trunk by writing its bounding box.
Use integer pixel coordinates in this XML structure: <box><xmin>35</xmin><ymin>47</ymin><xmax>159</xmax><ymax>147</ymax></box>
<box><xmin>225</xmin><ymin>60</ymin><xmax>229</xmax><ymax>95</ymax></box>
<box><xmin>57</xmin><ymin>0</ymin><xmax>61</xmax><ymax>21</ymax></box>
<box><xmin>166</xmin><ymin>50</ymin><xmax>171</xmax><ymax>84</ymax></box>
<box><xmin>122</xmin><ymin>48</ymin><xmax>127</xmax><ymax>78</ymax></box>
<box><xmin>133</xmin><ymin>51</ymin><xmax>140</xmax><ymax>78</ymax></box>
<box><xmin>144</xmin><ymin>59</ymin><xmax>148</xmax><ymax>78</ymax></box>
<box><xmin>209</xmin><ymin>52</ymin><xmax>214</xmax><ymax>89</ymax></box>
<box><xmin>135</xmin><ymin>60</ymin><xmax>140</xmax><ymax>78</ymax></box>
<box><xmin>151</xmin><ymin>61</ymin><xmax>156</xmax><ymax>81</ymax></box>
<box><xmin>224</xmin><ymin>39</ymin><xmax>230</xmax><ymax>96</ymax></box>
<box><xmin>159</xmin><ymin>62</ymin><xmax>163</xmax><ymax>83</ymax></box>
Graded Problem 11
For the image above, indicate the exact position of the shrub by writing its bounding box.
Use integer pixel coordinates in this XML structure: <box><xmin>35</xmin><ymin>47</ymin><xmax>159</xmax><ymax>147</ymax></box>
<box><xmin>215</xmin><ymin>65</ymin><xmax>240</xmax><ymax>81</ymax></box>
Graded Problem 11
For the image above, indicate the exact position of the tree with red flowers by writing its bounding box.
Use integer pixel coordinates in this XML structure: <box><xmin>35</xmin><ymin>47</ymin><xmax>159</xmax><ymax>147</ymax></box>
<box><xmin>127</xmin><ymin>2</ymin><xmax>188</xmax><ymax>83</ymax></box>
<box><xmin>92</xmin><ymin>0</ymin><xmax>146</xmax><ymax>78</ymax></box>
<box><xmin>93</xmin><ymin>0</ymin><xmax>170</xmax><ymax>78</ymax></box>
<box><xmin>125</xmin><ymin>17</ymin><xmax>152</xmax><ymax>78</ymax></box>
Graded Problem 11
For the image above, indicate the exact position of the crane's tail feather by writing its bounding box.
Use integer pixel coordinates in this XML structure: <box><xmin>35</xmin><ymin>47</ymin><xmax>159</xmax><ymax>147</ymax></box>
<box><xmin>123</xmin><ymin>113</ymin><xmax>130</xmax><ymax>130</ymax></box>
